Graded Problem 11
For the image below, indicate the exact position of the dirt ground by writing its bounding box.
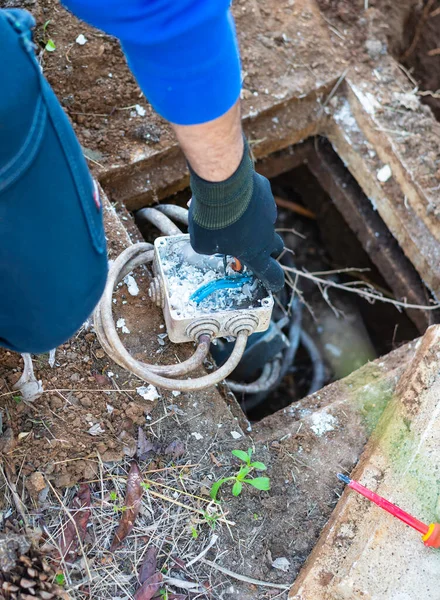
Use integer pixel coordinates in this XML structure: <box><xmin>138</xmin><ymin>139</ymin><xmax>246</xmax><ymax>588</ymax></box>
<box><xmin>0</xmin><ymin>0</ymin><xmax>333</xmax><ymax>176</ymax></box>
<box><xmin>1</xmin><ymin>0</ymin><xmax>438</xmax><ymax>597</ymax></box>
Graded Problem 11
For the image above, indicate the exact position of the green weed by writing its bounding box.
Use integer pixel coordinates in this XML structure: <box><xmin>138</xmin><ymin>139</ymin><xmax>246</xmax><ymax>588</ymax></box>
<box><xmin>210</xmin><ymin>448</ymin><xmax>270</xmax><ymax>501</ymax></box>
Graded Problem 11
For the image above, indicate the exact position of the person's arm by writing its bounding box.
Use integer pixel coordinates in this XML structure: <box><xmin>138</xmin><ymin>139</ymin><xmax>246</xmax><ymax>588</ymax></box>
<box><xmin>62</xmin><ymin>0</ymin><xmax>285</xmax><ymax>291</ymax></box>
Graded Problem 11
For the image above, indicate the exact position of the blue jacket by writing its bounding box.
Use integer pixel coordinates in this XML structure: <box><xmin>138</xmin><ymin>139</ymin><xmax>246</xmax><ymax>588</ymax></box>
<box><xmin>62</xmin><ymin>0</ymin><xmax>242</xmax><ymax>125</ymax></box>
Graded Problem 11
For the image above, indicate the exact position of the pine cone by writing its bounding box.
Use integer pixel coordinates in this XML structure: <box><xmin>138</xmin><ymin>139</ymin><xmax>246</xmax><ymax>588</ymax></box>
<box><xmin>0</xmin><ymin>534</ymin><xmax>67</xmax><ymax>600</ymax></box>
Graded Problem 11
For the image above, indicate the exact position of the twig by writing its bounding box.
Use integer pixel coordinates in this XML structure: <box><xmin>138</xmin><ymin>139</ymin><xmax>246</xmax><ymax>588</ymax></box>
<box><xmin>0</xmin><ymin>465</ymin><xmax>31</xmax><ymax>533</ymax></box>
<box><xmin>401</xmin><ymin>0</ymin><xmax>436</xmax><ymax>60</ymax></box>
<box><xmin>162</xmin><ymin>576</ymin><xmax>205</xmax><ymax>592</ymax></box>
<box><xmin>146</xmin><ymin>488</ymin><xmax>235</xmax><ymax>525</ymax></box>
<box><xmin>418</xmin><ymin>88</ymin><xmax>440</xmax><ymax>98</ymax></box>
<box><xmin>320</xmin><ymin>15</ymin><xmax>345</xmax><ymax>39</ymax></box>
<box><xmin>274</xmin><ymin>196</ymin><xmax>316</xmax><ymax>219</ymax></box>
<box><xmin>202</xmin><ymin>559</ymin><xmax>290</xmax><ymax>590</ymax></box>
<box><xmin>430</xmin><ymin>6</ymin><xmax>440</xmax><ymax>17</ymax></box>
<box><xmin>282</xmin><ymin>266</ymin><xmax>440</xmax><ymax>311</ymax></box>
<box><xmin>318</xmin><ymin>68</ymin><xmax>349</xmax><ymax>116</ymax></box>
<box><xmin>185</xmin><ymin>534</ymin><xmax>218</xmax><ymax>567</ymax></box>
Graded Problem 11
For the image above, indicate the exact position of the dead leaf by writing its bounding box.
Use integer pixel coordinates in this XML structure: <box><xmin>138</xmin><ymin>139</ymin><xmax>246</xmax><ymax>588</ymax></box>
<box><xmin>0</xmin><ymin>429</ymin><xmax>15</xmax><ymax>454</ymax></box>
<box><xmin>139</xmin><ymin>547</ymin><xmax>158</xmax><ymax>584</ymax></box>
<box><xmin>134</xmin><ymin>572</ymin><xmax>162</xmax><ymax>600</ymax></box>
<box><xmin>164</xmin><ymin>440</ymin><xmax>185</xmax><ymax>460</ymax></box>
<box><xmin>58</xmin><ymin>484</ymin><xmax>91</xmax><ymax>562</ymax></box>
<box><xmin>137</xmin><ymin>427</ymin><xmax>157</xmax><ymax>460</ymax></box>
<box><xmin>110</xmin><ymin>461</ymin><xmax>143</xmax><ymax>551</ymax></box>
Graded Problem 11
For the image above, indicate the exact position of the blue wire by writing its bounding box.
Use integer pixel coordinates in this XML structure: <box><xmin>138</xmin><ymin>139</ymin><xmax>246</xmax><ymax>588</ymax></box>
<box><xmin>190</xmin><ymin>275</ymin><xmax>253</xmax><ymax>305</ymax></box>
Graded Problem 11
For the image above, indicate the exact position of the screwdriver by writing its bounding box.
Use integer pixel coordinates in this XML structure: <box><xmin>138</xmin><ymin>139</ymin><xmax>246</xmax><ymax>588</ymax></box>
<box><xmin>337</xmin><ymin>473</ymin><xmax>440</xmax><ymax>548</ymax></box>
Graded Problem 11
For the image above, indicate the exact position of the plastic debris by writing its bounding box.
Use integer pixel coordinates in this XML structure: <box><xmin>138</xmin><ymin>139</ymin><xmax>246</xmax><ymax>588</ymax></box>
<box><xmin>135</xmin><ymin>104</ymin><xmax>146</xmax><ymax>117</ymax></box>
<box><xmin>137</xmin><ymin>385</ymin><xmax>160</xmax><ymax>401</ymax></box>
<box><xmin>88</xmin><ymin>423</ymin><xmax>105</xmax><ymax>436</ymax></box>
<box><xmin>13</xmin><ymin>354</ymin><xmax>43</xmax><ymax>402</ymax></box>
<box><xmin>124</xmin><ymin>274</ymin><xmax>140</xmax><ymax>296</ymax></box>
<box><xmin>75</xmin><ymin>34</ymin><xmax>87</xmax><ymax>45</ymax></box>
<box><xmin>230</xmin><ymin>431</ymin><xmax>242</xmax><ymax>440</ymax></box>
<box><xmin>377</xmin><ymin>164</ymin><xmax>392</xmax><ymax>183</ymax></box>
<box><xmin>48</xmin><ymin>348</ymin><xmax>56</xmax><ymax>368</ymax></box>
<box><xmin>272</xmin><ymin>557</ymin><xmax>290</xmax><ymax>572</ymax></box>
<box><xmin>116</xmin><ymin>318</ymin><xmax>130</xmax><ymax>334</ymax></box>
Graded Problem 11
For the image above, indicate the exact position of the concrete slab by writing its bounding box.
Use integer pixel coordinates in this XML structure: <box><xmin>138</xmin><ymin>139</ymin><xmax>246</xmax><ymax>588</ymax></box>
<box><xmin>288</xmin><ymin>324</ymin><xmax>440</xmax><ymax>599</ymax></box>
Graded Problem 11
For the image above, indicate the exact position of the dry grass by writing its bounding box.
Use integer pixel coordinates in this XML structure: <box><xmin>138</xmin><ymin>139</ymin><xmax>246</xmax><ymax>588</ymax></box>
<box><xmin>40</xmin><ymin>458</ymin><xmax>234</xmax><ymax>600</ymax></box>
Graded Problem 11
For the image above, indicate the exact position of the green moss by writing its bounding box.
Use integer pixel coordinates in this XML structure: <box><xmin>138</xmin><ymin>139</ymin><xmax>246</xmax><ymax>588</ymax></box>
<box><xmin>344</xmin><ymin>363</ymin><xmax>395</xmax><ymax>434</ymax></box>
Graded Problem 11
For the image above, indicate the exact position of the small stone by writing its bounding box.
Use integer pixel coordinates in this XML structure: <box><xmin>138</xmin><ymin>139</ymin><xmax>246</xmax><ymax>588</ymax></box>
<box><xmin>365</xmin><ymin>39</ymin><xmax>383</xmax><ymax>60</ymax></box>
<box><xmin>49</xmin><ymin>396</ymin><xmax>63</xmax><ymax>409</ymax></box>
<box><xmin>26</xmin><ymin>472</ymin><xmax>46</xmax><ymax>499</ymax></box>
<box><xmin>230</xmin><ymin>431</ymin><xmax>242</xmax><ymax>440</ymax></box>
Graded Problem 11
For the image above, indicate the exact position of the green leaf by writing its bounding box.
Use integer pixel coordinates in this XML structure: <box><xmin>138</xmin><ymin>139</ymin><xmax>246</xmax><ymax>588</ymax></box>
<box><xmin>231</xmin><ymin>449</ymin><xmax>249</xmax><ymax>463</ymax></box>
<box><xmin>236</xmin><ymin>465</ymin><xmax>252</xmax><ymax>480</ymax></box>
<box><xmin>247</xmin><ymin>448</ymin><xmax>253</xmax><ymax>460</ymax></box>
<box><xmin>250</xmin><ymin>461</ymin><xmax>267</xmax><ymax>471</ymax></box>
<box><xmin>210</xmin><ymin>478</ymin><xmax>230</xmax><ymax>501</ymax></box>
<box><xmin>232</xmin><ymin>480</ymin><xmax>243</xmax><ymax>496</ymax></box>
<box><xmin>43</xmin><ymin>19</ymin><xmax>51</xmax><ymax>32</ymax></box>
<box><xmin>191</xmin><ymin>526</ymin><xmax>198</xmax><ymax>539</ymax></box>
<box><xmin>55</xmin><ymin>573</ymin><xmax>65</xmax><ymax>586</ymax></box>
<box><xmin>45</xmin><ymin>39</ymin><xmax>56</xmax><ymax>52</ymax></box>
<box><xmin>109</xmin><ymin>491</ymin><xmax>117</xmax><ymax>501</ymax></box>
<box><xmin>244</xmin><ymin>477</ymin><xmax>271</xmax><ymax>491</ymax></box>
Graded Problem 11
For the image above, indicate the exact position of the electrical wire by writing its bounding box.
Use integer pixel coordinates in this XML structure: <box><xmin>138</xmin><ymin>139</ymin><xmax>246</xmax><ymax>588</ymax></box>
<box><xmin>94</xmin><ymin>242</ymin><xmax>250</xmax><ymax>391</ymax></box>
<box><xmin>227</xmin><ymin>359</ymin><xmax>282</xmax><ymax>394</ymax></box>
<box><xmin>136</xmin><ymin>207</ymin><xmax>183</xmax><ymax>236</ymax></box>
<box><xmin>154</xmin><ymin>204</ymin><xmax>189</xmax><ymax>226</ymax></box>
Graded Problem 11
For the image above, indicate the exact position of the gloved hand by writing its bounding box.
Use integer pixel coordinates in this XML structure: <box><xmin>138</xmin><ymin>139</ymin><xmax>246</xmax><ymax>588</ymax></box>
<box><xmin>188</xmin><ymin>140</ymin><xmax>285</xmax><ymax>292</ymax></box>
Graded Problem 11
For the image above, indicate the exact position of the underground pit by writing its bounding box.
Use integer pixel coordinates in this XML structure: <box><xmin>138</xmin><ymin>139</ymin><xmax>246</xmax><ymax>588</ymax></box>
<box><xmin>107</xmin><ymin>137</ymin><xmax>436</xmax><ymax>421</ymax></box>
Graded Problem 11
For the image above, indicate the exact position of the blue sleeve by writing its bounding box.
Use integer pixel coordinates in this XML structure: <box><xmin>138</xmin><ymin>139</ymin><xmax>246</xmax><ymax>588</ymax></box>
<box><xmin>62</xmin><ymin>0</ymin><xmax>242</xmax><ymax>125</ymax></box>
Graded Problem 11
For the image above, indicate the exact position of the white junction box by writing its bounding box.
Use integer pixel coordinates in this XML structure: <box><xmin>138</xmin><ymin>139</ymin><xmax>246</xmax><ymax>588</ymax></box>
<box><xmin>151</xmin><ymin>235</ymin><xmax>274</xmax><ymax>343</ymax></box>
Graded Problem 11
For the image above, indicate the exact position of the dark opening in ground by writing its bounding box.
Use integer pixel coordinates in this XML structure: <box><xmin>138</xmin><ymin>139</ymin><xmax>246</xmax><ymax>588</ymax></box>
<box><xmin>134</xmin><ymin>139</ymin><xmax>425</xmax><ymax>422</ymax></box>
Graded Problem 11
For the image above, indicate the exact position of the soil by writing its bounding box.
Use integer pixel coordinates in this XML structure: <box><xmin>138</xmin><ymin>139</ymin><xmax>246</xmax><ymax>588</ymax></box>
<box><xmin>316</xmin><ymin>0</ymin><xmax>440</xmax><ymax>118</ymax></box>
<box><xmin>1</xmin><ymin>0</ymin><xmax>438</xmax><ymax>597</ymax></box>
<box><xmin>0</xmin><ymin>0</ymin><xmax>331</xmax><ymax>177</ymax></box>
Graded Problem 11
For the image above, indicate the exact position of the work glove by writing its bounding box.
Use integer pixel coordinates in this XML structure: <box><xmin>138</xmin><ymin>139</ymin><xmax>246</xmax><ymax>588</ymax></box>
<box><xmin>188</xmin><ymin>140</ymin><xmax>285</xmax><ymax>292</ymax></box>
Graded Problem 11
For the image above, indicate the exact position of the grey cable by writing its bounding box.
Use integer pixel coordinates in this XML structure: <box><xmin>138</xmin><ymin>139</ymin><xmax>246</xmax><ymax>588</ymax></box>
<box><xmin>154</xmin><ymin>204</ymin><xmax>189</xmax><ymax>226</ymax></box>
<box><xmin>136</xmin><ymin>207</ymin><xmax>182</xmax><ymax>236</ymax></box>
<box><xmin>94</xmin><ymin>243</ymin><xmax>250</xmax><ymax>391</ymax></box>
<box><xmin>227</xmin><ymin>359</ymin><xmax>282</xmax><ymax>394</ymax></box>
